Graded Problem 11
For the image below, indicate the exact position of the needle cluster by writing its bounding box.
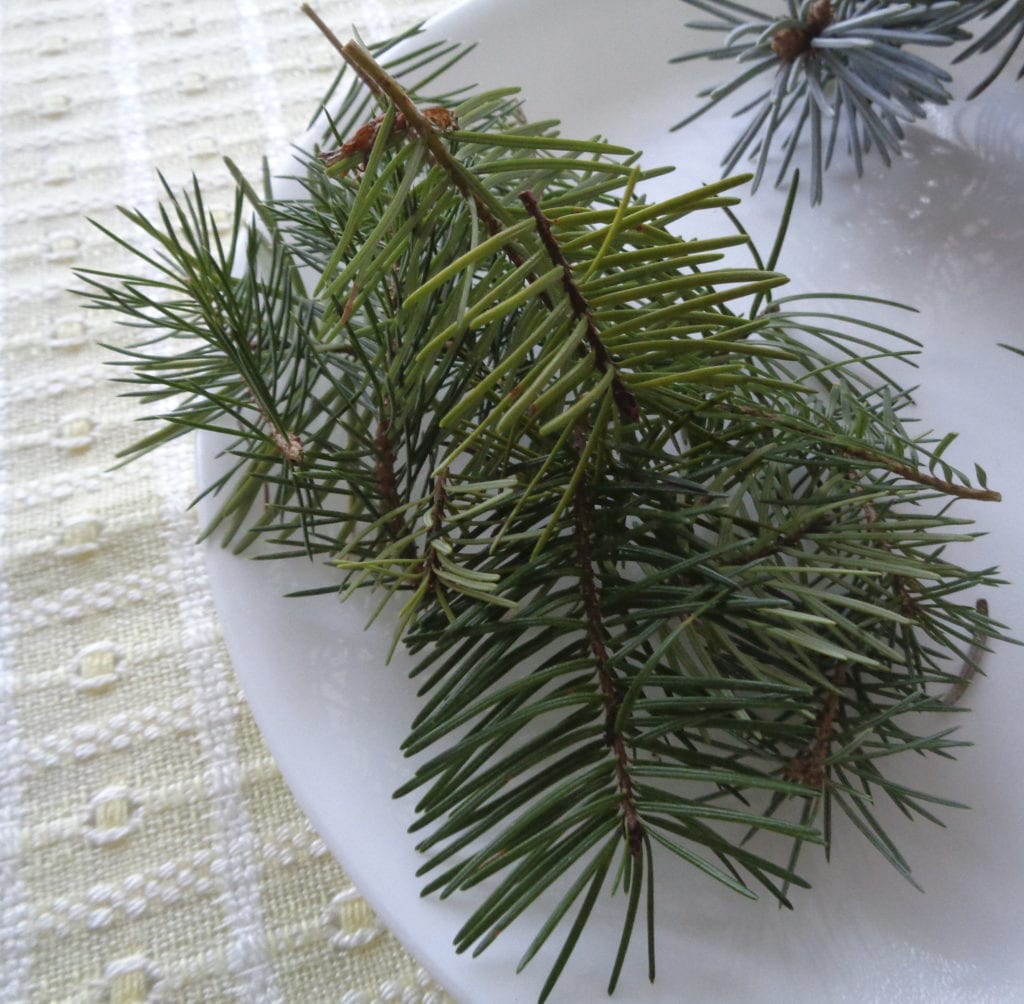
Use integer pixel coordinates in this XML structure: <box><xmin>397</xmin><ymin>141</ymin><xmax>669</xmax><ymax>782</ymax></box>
<box><xmin>78</xmin><ymin>19</ymin><xmax>1008</xmax><ymax>1002</ymax></box>
<box><xmin>673</xmin><ymin>0</ymin><xmax>1023</xmax><ymax>202</ymax></box>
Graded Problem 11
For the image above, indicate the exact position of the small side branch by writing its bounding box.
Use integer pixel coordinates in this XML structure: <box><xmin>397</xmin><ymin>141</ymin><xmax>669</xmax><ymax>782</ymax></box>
<box><xmin>737</xmin><ymin>404</ymin><xmax>1001</xmax><ymax>503</ymax></box>
<box><xmin>330</xmin><ymin>31</ymin><xmax>508</xmax><ymax>237</ymax></box>
<box><xmin>841</xmin><ymin>443</ymin><xmax>1001</xmax><ymax>502</ymax></box>
<box><xmin>301</xmin><ymin>4</ymin><xmax>383</xmax><ymax>98</ymax></box>
<box><xmin>239</xmin><ymin>373</ymin><xmax>305</xmax><ymax>468</ymax></box>
<box><xmin>271</xmin><ymin>428</ymin><xmax>305</xmax><ymax>466</ymax></box>
<box><xmin>519</xmin><ymin>191</ymin><xmax>639</xmax><ymax>424</ymax></box>
<box><xmin>730</xmin><ymin>511</ymin><xmax>836</xmax><ymax>566</ymax></box>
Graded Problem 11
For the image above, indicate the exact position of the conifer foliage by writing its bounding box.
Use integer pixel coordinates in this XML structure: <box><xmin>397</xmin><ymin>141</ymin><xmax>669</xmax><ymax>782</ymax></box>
<box><xmin>673</xmin><ymin>0</ymin><xmax>1024</xmax><ymax>201</ymax></box>
<box><xmin>78</xmin><ymin>13</ymin><xmax>1007</xmax><ymax>999</ymax></box>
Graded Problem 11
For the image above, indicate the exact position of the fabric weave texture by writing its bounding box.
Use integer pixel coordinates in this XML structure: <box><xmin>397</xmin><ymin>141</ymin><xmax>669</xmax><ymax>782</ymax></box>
<box><xmin>0</xmin><ymin>2</ymin><xmax>456</xmax><ymax>1001</ymax></box>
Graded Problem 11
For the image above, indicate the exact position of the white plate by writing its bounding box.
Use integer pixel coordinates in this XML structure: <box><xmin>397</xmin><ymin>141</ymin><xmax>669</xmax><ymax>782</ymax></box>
<box><xmin>198</xmin><ymin>2</ymin><xmax>1024</xmax><ymax>1001</ymax></box>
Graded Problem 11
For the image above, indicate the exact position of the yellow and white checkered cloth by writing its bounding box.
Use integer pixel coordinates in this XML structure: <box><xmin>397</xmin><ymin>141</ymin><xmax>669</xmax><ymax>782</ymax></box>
<box><xmin>0</xmin><ymin>2</ymin><xmax>458</xmax><ymax>1000</ymax></box>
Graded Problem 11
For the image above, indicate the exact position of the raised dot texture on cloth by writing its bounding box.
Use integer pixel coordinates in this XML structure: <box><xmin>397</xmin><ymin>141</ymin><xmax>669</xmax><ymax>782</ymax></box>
<box><xmin>43</xmin><ymin>232</ymin><xmax>81</xmax><ymax>263</ymax></box>
<box><xmin>44</xmin><ymin>161</ymin><xmax>74</xmax><ymax>185</ymax></box>
<box><xmin>178</xmin><ymin>73</ymin><xmax>207</xmax><ymax>95</ymax></box>
<box><xmin>322</xmin><ymin>887</ymin><xmax>384</xmax><ymax>952</ymax></box>
<box><xmin>84</xmin><ymin>786</ymin><xmax>143</xmax><ymax>846</ymax></box>
<box><xmin>36</xmin><ymin>35</ymin><xmax>67</xmax><ymax>56</ymax></box>
<box><xmin>70</xmin><ymin>642</ymin><xmax>123</xmax><ymax>693</ymax></box>
<box><xmin>57</xmin><ymin>517</ymin><xmax>104</xmax><ymax>558</ymax></box>
<box><xmin>169</xmin><ymin>14</ymin><xmax>196</xmax><ymax>35</ymax></box>
<box><xmin>48</xmin><ymin>316</ymin><xmax>88</xmax><ymax>350</ymax></box>
<box><xmin>53</xmin><ymin>414</ymin><xmax>96</xmax><ymax>453</ymax></box>
<box><xmin>1</xmin><ymin>1</ymin><xmax>458</xmax><ymax>1000</ymax></box>
<box><xmin>187</xmin><ymin>135</ymin><xmax>219</xmax><ymax>158</ymax></box>
<box><xmin>40</xmin><ymin>94</ymin><xmax>72</xmax><ymax>117</ymax></box>
<box><xmin>98</xmin><ymin>955</ymin><xmax>160</xmax><ymax>1003</ymax></box>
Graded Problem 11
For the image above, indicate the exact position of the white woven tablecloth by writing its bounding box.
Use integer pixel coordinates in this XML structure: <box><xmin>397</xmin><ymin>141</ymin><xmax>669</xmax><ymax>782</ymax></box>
<box><xmin>0</xmin><ymin>3</ymin><xmax>462</xmax><ymax>1001</ymax></box>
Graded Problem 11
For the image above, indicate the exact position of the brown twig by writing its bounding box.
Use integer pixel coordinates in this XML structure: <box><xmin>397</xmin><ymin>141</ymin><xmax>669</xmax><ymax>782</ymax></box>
<box><xmin>315</xmin><ymin>31</ymin><xmax>556</xmax><ymax>315</ymax></box>
<box><xmin>519</xmin><ymin>191</ymin><xmax>640</xmax><ymax>424</ymax></box>
<box><xmin>729</xmin><ymin>511</ymin><xmax>836</xmax><ymax>566</ymax></box>
<box><xmin>335</xmin><ymin>34</ymin><xmax>507</xmax><ymax>233</ymax></box>
<box><xmin>319</xmin><ymin>108</ymin><xmax>457</xmax><ymax>171</ymax></box>
<box><xmin>374</xmin><ymin>417</ymin><xmax>412</xmax><ymax>546</ymax></box>
<box><xmin>571</xmin><ymin>427</ymin><xmax>644</xmax><ymax>857</ymax></box>
<box><xmin>784</xmin><ymin>666</ymin><xmax>846</xmax><ymax>789</ymax></box>
<box><xmin>301</xmin><ymin>4</ymin><xmax>383</xmax><ymax>97</ymax></box>
<box><xmin>270</xmin><ymin>428</ymin><xmax>305</xmax><ymax>465</ymax></box>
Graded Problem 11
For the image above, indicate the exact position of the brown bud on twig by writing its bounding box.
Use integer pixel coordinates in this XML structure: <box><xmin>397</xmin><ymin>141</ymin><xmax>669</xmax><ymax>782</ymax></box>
<box><xmin>771</xmin><ymin>0</ymin><xmax>834</xmax><ymax>62</ymax></box>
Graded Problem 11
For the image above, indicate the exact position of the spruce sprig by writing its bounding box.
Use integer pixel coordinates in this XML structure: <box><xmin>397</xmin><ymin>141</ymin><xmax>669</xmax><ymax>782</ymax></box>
<box><xmin>672</xmin><ymin>0</ymin><xmax>967</xmax><ymax>203</ymax></box>
<box><xmin>79</xmin><ymin>15</ymin><xmax>1008</xmax><ymax>1001</ymax></box>
<box><xmin>672</xmin><ymin>0</ymin><xmax>1024</xmax><ymax>202</ymax></box>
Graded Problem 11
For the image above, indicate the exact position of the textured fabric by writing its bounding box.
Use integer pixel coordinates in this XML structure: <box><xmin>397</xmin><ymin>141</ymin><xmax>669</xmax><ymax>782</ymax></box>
<box><xmin>0</xmin><ymin>2</ymin><xmax>458</xmax><ymax>1001</ymax></box>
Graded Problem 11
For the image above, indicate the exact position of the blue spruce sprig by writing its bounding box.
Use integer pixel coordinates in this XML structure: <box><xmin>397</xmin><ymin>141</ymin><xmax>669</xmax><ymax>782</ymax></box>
<box><xmin>672</xmin><ymin>0</ymin><xmax>968</xmax><ymax>202</ymax></box>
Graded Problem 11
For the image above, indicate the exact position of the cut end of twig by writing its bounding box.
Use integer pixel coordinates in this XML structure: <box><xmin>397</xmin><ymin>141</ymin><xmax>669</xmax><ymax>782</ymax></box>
<box><xmin>301</xmin><ymin>4</ymin><xmax>346</xmax><ymax>57</ymax></box>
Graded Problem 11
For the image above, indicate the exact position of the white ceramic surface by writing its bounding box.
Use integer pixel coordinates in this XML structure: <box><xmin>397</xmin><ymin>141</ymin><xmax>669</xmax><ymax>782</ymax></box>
<box><xmin>198</xmin><ymin>2</ymin><xmax>1024</xmax><ymax>1001</ymax></box>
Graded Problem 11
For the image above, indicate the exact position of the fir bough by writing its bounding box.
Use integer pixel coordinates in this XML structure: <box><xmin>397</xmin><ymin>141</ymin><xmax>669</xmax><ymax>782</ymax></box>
<box><xmin>673</xmin><ymin>0</ymin><xmax>1024</xmax><ymax>202</ymax></box>
<box><xmin>78</xmin><ymin>12</ymin><xmax>1008</xmax><ymax>1001</ymax></box>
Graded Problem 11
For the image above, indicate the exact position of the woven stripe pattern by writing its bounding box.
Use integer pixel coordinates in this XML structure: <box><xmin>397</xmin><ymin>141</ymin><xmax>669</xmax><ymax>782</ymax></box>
<box><xmin>0</xmin><ymin>2</ymin><xmax>457</xmax><ymax>1001</ymax></box>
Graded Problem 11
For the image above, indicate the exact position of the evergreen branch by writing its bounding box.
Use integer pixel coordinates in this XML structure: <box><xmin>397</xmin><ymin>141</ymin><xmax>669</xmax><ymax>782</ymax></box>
<box><xmin>83</xmin><ymin>16</ymin><xmax>1014</xmax><ymax>1001</ymax></box>
<box><xmin>301</xmin><ymin>3</ymin><xmax>385</xmax><ymax>98</ymax></box>
<box><xmin>374</xmin><ymin>417</ymin><xmax>413</xmax><ymax>546</ymax></box>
